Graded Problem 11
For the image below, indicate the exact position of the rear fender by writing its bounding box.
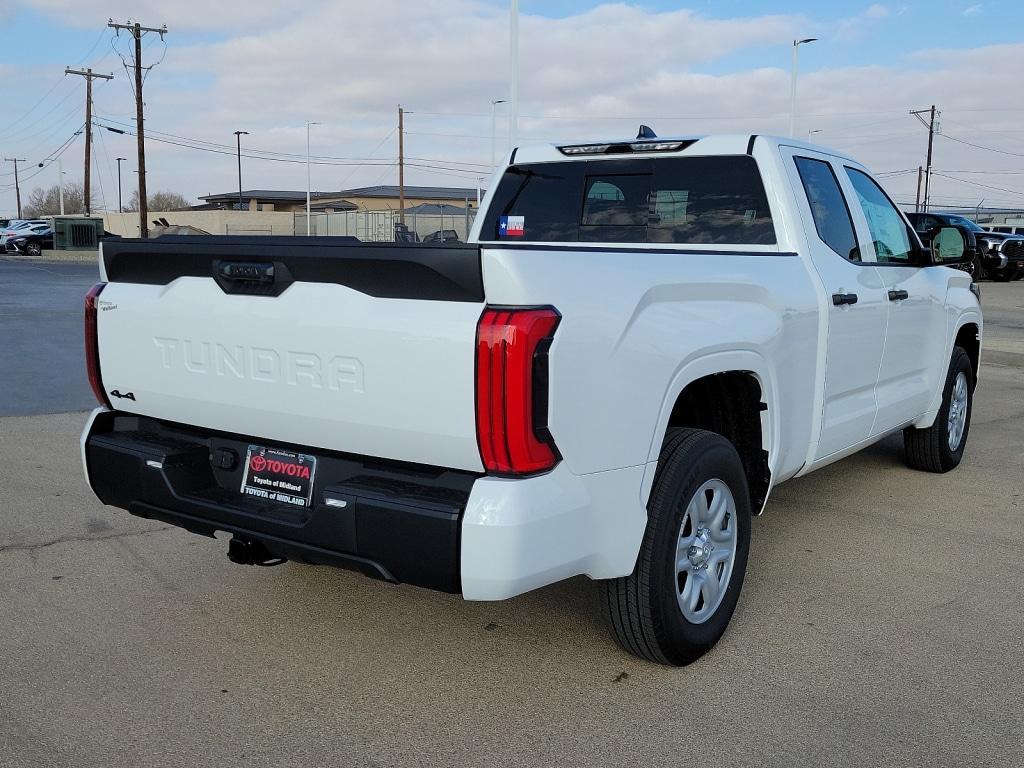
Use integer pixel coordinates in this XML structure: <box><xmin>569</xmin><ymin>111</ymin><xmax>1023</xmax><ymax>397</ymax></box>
<box><xmin>640</xmin><ymin>350</ymin><xmax>777</xmax><ymax>512</ymax></box>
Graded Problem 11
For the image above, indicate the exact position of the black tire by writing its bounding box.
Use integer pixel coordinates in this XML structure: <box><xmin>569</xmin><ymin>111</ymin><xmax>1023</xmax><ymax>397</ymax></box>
<box><xmin>24</xmin><ymin>241</ymin><xmax>42</xmax><ymax>258</ymax></box>
<box><xmin>971</xmin><ymin>255</ymin><xmax>987</xmax><ymax>280</ymax></box>
<box><xmin>602</xmin><ymin>428</ymin><xmax>751</xmax><ymax>666</ymax></box>
<box><xmin>903</xmin><ymin>347</ymin><xmax>973</xmax><ymax>473</ymax></box>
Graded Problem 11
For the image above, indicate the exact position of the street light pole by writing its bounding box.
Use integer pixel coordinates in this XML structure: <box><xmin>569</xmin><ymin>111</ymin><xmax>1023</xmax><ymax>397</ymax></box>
<box><xmin>491</xmin><ymin>99</ymin><xmax>506</xmax><ymax>167</ymax></box>
<box><xmin>56</xmin><ymin>158</ymin><xmax>65</xmax><ymax>215</ymax></box>
<box><xmin>234</xmin><ymin>130</ymin><xmax>249</xmax><ymax>211</ymax></box>
<box><xmin>306</xmin><ymin>121</ymin><xmax>320</xmax><ymax>236</ymax></box>
<box><xmin>115</xmin><ymin>157</ymin><xmax>126</xmax><ymax>213</ymax></box>
<box><xmin>509</xmin><ymin>0</ymin><xmax>519</xmax><ymax>148</ymax></box>
<box><xmin>789</xmin><ymin>38</ymin><xmax>817</xmax><ymax>138</ymax></box>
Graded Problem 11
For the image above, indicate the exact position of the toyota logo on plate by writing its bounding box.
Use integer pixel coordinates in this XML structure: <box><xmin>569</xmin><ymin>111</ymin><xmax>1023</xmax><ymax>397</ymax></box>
<box><xmin>249</xmin><ymin>454</ymin><xmax>267</xmax><ymax>472</ymax></box>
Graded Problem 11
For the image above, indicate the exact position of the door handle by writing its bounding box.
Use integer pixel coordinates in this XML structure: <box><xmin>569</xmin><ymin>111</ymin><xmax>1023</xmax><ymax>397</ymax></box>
<box><xmin>887</xmin><ymin>289</ymin><xmax>909</xmax><ymax>301</ymax></box>
<box><xmin>831</xmin><ymin>292</ymin><xmax>859</xmax><ymax>306</ymax></box>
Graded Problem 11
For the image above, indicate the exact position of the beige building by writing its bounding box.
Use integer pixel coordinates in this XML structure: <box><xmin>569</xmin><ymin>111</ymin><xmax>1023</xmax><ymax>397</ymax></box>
<box><xmin>197</xmin><ymin>185</ymin><xmax>484</xmax><ymax>213</ymax></box>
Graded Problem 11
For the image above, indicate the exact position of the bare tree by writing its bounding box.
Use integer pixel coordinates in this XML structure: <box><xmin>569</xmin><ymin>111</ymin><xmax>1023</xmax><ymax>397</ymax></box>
<box><xmin>22</xmin><ymin>181</ymin><xmax>93</xmax><ymax>217</ymax></box>
<box><xmin>124</xmin><ymin>189</ymin><xmax>190</xmax><ymax>212</ymax></box>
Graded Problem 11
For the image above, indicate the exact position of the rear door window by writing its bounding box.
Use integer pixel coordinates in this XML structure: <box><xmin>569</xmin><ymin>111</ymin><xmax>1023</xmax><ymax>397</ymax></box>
<box><xmin>794</xmin><ymin>156</ymin><xmax>860</xmax><ymax>261</ymax></box>
<box><xmin>484</xmin><ymin>155</ymin><xmax>775</xmax><ymax>245</ymax></box>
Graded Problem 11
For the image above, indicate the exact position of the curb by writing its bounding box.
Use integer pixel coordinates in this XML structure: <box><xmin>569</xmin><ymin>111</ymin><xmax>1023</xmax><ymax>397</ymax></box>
<box><xmin>2</xmin><ymin>250</ymin><xmax>98</xmax><ymax>265</ymax></box>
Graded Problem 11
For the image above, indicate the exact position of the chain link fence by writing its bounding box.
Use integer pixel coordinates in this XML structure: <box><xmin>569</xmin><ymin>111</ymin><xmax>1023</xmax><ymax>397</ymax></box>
<box><xmin>295</xmin><ymin>209</ymin><xmax>478</xmax><ymax>242</ymax></box>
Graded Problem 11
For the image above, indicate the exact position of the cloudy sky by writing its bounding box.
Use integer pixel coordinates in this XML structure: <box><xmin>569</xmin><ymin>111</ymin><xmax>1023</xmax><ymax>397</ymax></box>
<box><xmin>1</xmin><ymin>0</ymin><xmax>1022</xmax><ymax>215</ymax></box>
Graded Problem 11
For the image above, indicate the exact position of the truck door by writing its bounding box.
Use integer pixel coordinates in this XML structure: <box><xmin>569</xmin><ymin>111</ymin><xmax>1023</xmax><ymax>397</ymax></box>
<box><xmin>782</xmin><ymin>148</ymin><xmax>889</xmax><ymax>459</ymax></box>
<box><xmin>842</xmin><ymin>166</ymin><xmax>951</xmax><ymax>435</ymax></box>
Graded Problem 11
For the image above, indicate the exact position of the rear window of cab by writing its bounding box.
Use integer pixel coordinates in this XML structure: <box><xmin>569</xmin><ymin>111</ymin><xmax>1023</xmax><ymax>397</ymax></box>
<box><xmin>483</xmin><ymin>155</ymin><xmax>776</xmax><ymax>245</ymax></box>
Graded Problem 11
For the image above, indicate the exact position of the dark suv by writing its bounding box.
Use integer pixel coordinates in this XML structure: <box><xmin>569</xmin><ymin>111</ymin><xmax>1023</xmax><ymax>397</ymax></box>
<box><xmin>907</xmin><ymin>212</ymin><xmax>1024</xmax><ymax>281</ymax></box>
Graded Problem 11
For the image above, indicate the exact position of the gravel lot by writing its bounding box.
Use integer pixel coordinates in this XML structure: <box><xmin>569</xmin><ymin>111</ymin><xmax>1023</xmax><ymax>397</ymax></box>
<box><xmin>1</xmin><ymin>259</ymin><xmax>1022</xmax><ymax>767</ymax></box>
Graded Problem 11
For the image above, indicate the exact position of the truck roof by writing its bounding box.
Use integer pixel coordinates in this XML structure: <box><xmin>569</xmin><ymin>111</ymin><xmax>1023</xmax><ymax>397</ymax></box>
<box><xmin>510</xmin><ymin>133</ymin><xmax>860</xmax><ymax>166</ymax></box>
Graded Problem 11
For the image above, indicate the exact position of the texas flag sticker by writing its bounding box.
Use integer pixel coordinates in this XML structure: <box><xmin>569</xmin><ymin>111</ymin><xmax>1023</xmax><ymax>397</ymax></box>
<box><xmin>499</xmin><ymin>215</ymin><xmax>525</xmax><ymax>237</ymax></box>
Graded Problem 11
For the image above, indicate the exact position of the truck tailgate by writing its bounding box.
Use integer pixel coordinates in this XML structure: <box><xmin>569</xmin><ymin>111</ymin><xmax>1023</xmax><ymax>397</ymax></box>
<box><xmin>96</xmin><ymin>237</ymin><xmax>485</xmax><ymax>472</ymax></box>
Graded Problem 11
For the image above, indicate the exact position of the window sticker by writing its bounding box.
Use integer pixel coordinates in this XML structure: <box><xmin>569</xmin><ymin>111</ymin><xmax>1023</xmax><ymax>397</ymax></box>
<box><xmin>499</xmin><ymin>215</ymin><xmax>525</xmax><ymax>237</ymax></box>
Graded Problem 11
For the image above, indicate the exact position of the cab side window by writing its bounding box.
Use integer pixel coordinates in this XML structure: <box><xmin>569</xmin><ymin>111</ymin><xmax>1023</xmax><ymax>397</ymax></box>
<box><xmin>846</xmin><ymin>168</ymin><xmax>915</xmax><ymax>265</ymax></box>
<box><xmin>794</xmin><ymin>156</ymin><xmax>860</xmax><ymax>261</ymax></box>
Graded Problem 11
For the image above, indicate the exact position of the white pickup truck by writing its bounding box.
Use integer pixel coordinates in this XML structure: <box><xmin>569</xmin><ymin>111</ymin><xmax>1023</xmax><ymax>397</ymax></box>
<box><xmin>82</xmin><ymin>133</ymin><xmax>982</xmax><ymax>665</ymax></box>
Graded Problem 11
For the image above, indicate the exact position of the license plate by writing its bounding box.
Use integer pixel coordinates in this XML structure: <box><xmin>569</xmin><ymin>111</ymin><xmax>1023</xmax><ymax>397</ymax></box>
<box><xmin>240</xmin><ymin>445</ymin><xmax>317</xmax><ymax>507</ymax></box>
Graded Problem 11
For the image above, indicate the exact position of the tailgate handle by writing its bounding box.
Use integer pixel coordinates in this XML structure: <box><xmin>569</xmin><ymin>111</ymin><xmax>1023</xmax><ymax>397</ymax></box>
<box><xmin>219</xmin><ymin>261</ymin><xmax>275</xmax><ymax>283</ymax></box>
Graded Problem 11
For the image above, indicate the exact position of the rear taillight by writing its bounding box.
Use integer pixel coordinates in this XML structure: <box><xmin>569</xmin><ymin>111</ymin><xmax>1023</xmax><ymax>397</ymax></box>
<box><xmin>475</xmin><ymin>307</ymin><xmax>561</xmax><ymax>476</ymax></box>
<box><xmin>85</xmin><ymin>283</ymin><xmax>111</xmax><ymax>408</ymax></box>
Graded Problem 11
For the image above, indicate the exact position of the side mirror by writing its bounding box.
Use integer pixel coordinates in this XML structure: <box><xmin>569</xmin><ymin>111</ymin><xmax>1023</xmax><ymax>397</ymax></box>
<box><xmin>928</xmin><ymin>225</ymin><xmax>974</xmax><ymax>266</ymax></box>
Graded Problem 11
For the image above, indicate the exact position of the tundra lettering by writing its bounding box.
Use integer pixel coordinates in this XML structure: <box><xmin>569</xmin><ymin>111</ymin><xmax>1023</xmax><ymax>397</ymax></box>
<box><xmin>152</xmin><ymin>336</ymin><xmax>364</xmax><ymax>392</ymax></box>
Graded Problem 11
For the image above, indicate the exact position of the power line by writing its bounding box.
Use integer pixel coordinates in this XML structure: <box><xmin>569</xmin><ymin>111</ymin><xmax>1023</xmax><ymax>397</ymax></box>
<box><xmin>936</xmin><ymin>132</ymin><xmax>1024</xmax><ymax>158</ymax></box>
<box><xmin>931</xmin><ymin>172</ymin><xmax>1024</xmax><ymax>199</ymax></box>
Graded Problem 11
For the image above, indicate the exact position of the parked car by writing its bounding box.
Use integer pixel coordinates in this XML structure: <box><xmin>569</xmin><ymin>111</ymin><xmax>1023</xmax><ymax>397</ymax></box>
<box><xmin>907</xmin><ymin>212</ymin><xmax>1024</xmax><ymax>281</ymax></box>
<box><xmin>82</xmin><ymin>133</ymin><xmax>980</xmax><ymax>666</ymax></box>
<box><xmin>0</xmin><ymin>221</ymin><xmax>50</xmax><ymax>248</ymax></box>
<box><xmin>421</xmin><ymin>228</ymin><xmax>461</xmax><ymax>243</ymax></box>
<box><xmin>5</xmin><ymin>226</ymin><xmax>53</xmax><ymax>257</ymax></box>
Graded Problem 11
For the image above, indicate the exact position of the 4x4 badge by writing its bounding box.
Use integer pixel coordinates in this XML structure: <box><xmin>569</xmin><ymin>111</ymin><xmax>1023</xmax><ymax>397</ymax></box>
<box><xmin>110</xmin><ymin>390</ymin><xmax>136</xmax><ymax>401</ymax></box>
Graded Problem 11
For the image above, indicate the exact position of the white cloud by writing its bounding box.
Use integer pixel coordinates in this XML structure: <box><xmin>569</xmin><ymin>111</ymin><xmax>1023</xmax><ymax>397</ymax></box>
<box><xmin>835</xmin><ymin>3</ymin><xmax>895</xmax><ymax>40</ymax></box>
<box><xmin>963</xmin><ymin>4</ymin><xmax>983</xmax><ymax>17</ymax></box>
<box><xmin>4</xmin><ymin>1</ymin><xmax>1023</xmax><ymax>214</ymax></box>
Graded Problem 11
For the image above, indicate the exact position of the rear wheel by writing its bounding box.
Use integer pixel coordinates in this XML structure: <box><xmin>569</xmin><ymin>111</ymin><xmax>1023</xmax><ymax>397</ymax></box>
<box><xmin>904</xmin><ymin>347</ymin><xmax>973</xmax><ymax>472</ymax></box>
<box><xmin>24</xmin><ymin>241</ymin><xmax>42</xmax><ymax>258</ymax></box>
<box><xmin>603</xmin><ymin>428</ymin><xmax>751</xmax><ymax>665</ymax></box>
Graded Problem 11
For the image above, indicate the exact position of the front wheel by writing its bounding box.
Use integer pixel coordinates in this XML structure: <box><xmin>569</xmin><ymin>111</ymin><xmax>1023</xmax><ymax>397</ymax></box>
<box><xmin>602</xmin><ymin>428</ymin><xmax>751</xmax><ymax>665</ymax></box>
<box><xmin>904</xmin><ymin>347</ymin><xmax>973</xmax><ymax>472</ymax></box>
<box><xmin>971</xmin><ymin>255</ymin><xmax>987</xmax><ymax>280</ymax></box>
<box><xmin>24</xmin><ymin>241</ymin><xmax>42</xmax><ymax>258</ymax></box>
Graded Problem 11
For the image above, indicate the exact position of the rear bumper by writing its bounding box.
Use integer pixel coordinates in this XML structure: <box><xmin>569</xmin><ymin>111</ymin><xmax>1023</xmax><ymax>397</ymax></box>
<box><xmin>82</xmin><ymin>410</ymin><xmax>476</xmax><ymax>593</ymax></box>
<box><xmin>81</xmin><ymin>410</ymin><xmax>650</xmax><ymax>600</ymax></box>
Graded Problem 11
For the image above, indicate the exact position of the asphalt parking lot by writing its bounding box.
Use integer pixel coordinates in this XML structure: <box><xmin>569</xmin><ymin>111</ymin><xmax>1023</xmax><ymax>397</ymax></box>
<box><xmin>1</xmin><ymin>259</ymin><xmax>1022</xmax><ymax>767</ymax></box>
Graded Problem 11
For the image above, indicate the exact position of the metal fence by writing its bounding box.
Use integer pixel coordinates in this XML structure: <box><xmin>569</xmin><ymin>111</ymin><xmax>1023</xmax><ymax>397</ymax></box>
<box><xmin>294</xmin><ymin>210</ymin><xmax>477</xmax><ymax>242</ymax></box>
<box><xmin>225</xmin><ymin>223</ymin><xmax>294</xmax><ymax>236</ymax></box>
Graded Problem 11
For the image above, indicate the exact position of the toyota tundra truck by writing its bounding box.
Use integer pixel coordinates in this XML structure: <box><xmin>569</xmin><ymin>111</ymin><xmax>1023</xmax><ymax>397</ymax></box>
<box><xmin>81</xmin><ymin>133</ymin><xmax>982</xmax><ymax>665</ymax></box>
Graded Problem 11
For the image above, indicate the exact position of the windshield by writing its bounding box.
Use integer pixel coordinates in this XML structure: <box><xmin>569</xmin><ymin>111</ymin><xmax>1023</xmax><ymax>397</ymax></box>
<box><xmin>946</xmin><ymin>215</ymin><xmax>985</xmax><ymax>232</ymax></box>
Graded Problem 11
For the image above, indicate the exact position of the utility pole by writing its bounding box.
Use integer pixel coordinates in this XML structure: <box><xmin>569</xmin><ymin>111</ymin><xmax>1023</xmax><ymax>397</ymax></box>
<box><xmin>398</xmin><ymin>105</ymin><xmax>405</xmax><ymax>224</ymax></box>
<box><xmin>109</xmin><ymin>20</ymin><xmax>168</xmax><ymax>238</ymax></box>
<box><xmin>915</xmin><ymin>166</ymin><xmax>923</xmax><ymax>213</ymax></box>
<box><xmin>4</xmin><ymin>158</ymin><xmax>26</xmax><ymax>218</ymax></box>
<box><xmin>234</xmin><ymin>131</ymin><xmax>248</xmax><ymax>211</ymax></box>
<box><xmin>64</xmin><ymin>67</ymin><xmax>113</xmax><ymax>216</ymax></box>
<box><xmin>116</xmin><ymin>157</ymin><xmax>126</xmax><ymax>212</ymax></box>
<box><xmin>910</xmin><ymin>105</ymin><xmax>937</xmax><ymax>212</ymax></box>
